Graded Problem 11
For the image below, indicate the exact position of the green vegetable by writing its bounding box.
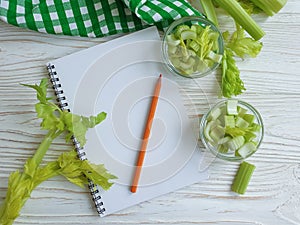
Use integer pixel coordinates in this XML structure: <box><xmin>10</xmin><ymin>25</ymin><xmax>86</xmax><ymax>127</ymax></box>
<box><xmin>220</xmin><ymin>24</ymin><xmax>263</xmax><ymax>98</ymax></box>
<box><xmin>223</xmin><ymin>24</ymin><xmax>263</xmax><ymax>59</ymax></box>
<box><xmin>226</xmin><ymin>99</ymin><xmax>238</xmax><ymax>115</ymax></box>
<box><xmin>249</xmin><ymin>0</ymin><xmax>287</xmax><ymax>16</ymax></box>
<box><xmin>166</xmin><ymin>24</ymin><xmax>222</xmax><ymax>76</ymax></box>
<box><xmin>237</xmin><ymin>0</ymin><xmax>263</xmax><ymax>14</ymax></box>
<box><xmin>203</xmin><ymin>99</ymin><xmax>261</xmax><ymax>157</ymax></box>
<box><xmin>232</xmin><ymin>161</ymin><xmax>256</xmax><ymax>194</ymax></box>
<box><xmin>199</xmin><ymin>0</ymin><xmax>275</xmax><ymax>98</ymax></box>
<box><xmin>200</xmin><ymin>0</ymin><xmax>219</xmax><ymax>26</ymax></box>
<box><xmin>214</xmin><ymin>0</ymin><xmax>265</xmax><ymax>40</ymax></box>
<box><xmin>221</xmin><ymin>48</ymin><xmax>246</xmax><ymax>98</ymax></box>
<box><xmin>0</xmin><ymin>78</ymin><xmax>116</xmax><ymax>225</ymax></box>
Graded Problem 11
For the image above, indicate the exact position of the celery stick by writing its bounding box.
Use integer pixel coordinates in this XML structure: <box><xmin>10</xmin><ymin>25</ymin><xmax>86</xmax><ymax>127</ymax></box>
<box><xmin>214</xmin><ymin>0</ymin><xmax>265</xmax><ymax>40</ymax></box>
<box><xmin>232</xmin><ymin>161</ymin><xmax>255</xmax><ymax>194</ymax></box>
<box><xmin>249</xmin><ymin>0</ymin><xmax>275</xmax><ymax>15</ymax></box>
<box><xmin>250</xmin><ymin>0</ymin><xmax>287</xmax><ymax>14</ymax></box>
<box><xmin>200</xmin><ymin>0</ymin><xmax>219</xmax><ymax>26</ymax></box>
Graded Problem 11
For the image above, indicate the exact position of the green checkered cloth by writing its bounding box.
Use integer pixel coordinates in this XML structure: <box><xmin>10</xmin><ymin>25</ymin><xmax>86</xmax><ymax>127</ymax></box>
<box><xmin>0</xmin><ymin>0</ymin><xmax>201</xmax><ymax>38</ymax></box>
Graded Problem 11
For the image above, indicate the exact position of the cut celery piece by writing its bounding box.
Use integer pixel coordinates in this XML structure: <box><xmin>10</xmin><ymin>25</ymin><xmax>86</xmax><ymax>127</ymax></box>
<box><xmin>227</xmin><ymin>99</ymin><xmax>238</xmax><ymax>115</ymax></box>
<box><xmin>238</xmin><ymin>142</ymin><xmax>257</xmax><ymax>158</ymax></box>
<box><xmin>250</xmin><ymin>123</ymin><xmax>262</xmax><ymax>132</ymax></box>
<box><xmin>204</xmin><ymin>120</ymin><xmax>220</xmax><ymax>143</ymax></box>
<box><xmin>175</xmin><ymin>25</ymin><xmax>190</xmax><ymax>38</ymax></box>
<box><xmin>166</xmin><ymin>34</ymin><xmax>181</xmax><ymax>46</ymax></box>
<box><xmin>235</xmin><ymin>117</ymin><xmax>250</xmax><ymax>128</ymax></box>
<box><xmin>225</xmin><ymin>127</ymin><xmax>246</xmax><ymax>137</ymax></box>
<box><xmin>210</xmin><ymin>125</ymin><xmax>225</xmax><ymax>143</ymax></box>
<box><xmin>244</xmin><ymin>132</ymin><xmax>256</xmax><ymax>142</ymax></box>
<box><xmin>178</xmin><ymin>57</ymin><xmax>195</xmax><ymax>70</ymax></box>
<box><xmin>204</xmin><ymin>58</ymin><xmax>214</xmax><ymax>68</ymax></box>
<box><xmin>181</xmin><ymin>30</ymin><xmax>197</xmax><ymax>40</ymax></box>
<box><xmin>237</xmin><ymin>106</ymin><xmax>247</xmax><ymax>117</ymax></box>
<box><xmin>225</xmin><ymin>135</ymin><xmax>245</xmax><ymax>151</ymax></box>
<box><xmin>187</xmin><ymin>49</ymin><xmax>197</xmax><ymax>57</ymax></box>
<box><xmin>218</xmin><ymin>136</ymin><xmax>231</xmax><ymax>145</ymax></box>
<box><xmin>188</xmin><ymin>40</ymin><xmax>200</xmax><ymax>52</ymax></box>
<box><xmin>168</xmin><ymin>45</ymin><xmax>177</xmax><ymax>55</ymax></box>
<box><xmin>208</xmin><ymin>106</ymin><xmax>225</xmax><ymax>121</ymax></box>
<box><xmin>196</xmin><ymin>60</ymin><xmax>209</xmax><ymax>73</ymax></box>
<box><xmin>192</xmin><ymin>24</ymin><xmax>204</xmax><ymax>34</ymax></box>
<box><xmin>206</xmin><ymin>51</ymin><xmax>223</xmax><ymax>63</ymax></box>
<box><xmin>217</xmin><ymin>144</ymin><xmax>228</xmax><ymax>153</ymax></box>
<box><xmin>232</xmin><ymin>161</ymin><xmax>256</xmax><ymax>194</ymax></box>
<box><xmin>243</xmin><ymin>114</ymin><xmax>255</xmax><ymax>124</ymax></box>
<box><xmin>225</xmin><ymin>115</ymin><xmax>235</xmax><ymax>128</ymax></box>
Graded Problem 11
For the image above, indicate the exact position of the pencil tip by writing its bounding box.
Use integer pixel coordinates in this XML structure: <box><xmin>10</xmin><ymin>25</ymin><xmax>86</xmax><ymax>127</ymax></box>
<box><xmin>131</xmin><ymin>186</ymin><xmax>137</xmax><ymax>193</ymax></box>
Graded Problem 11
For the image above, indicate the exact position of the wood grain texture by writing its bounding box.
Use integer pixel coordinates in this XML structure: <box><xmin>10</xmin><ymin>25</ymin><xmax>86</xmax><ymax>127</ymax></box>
<box><xmin>1</xmin><ymin>1</ymin><xmax>300</xmax><ymax>224</ymax></box>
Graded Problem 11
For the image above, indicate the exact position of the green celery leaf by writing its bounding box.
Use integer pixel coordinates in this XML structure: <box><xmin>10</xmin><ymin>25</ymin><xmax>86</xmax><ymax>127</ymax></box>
<box><xmin>196</xmin><ymin>26</ymin><xmax>212</xmax><ymax>60</ymax></box>
<box><xmin>21</xmin><ymin>78</ymin><xmax>51</xmax><ymax>104</ymax></box>
<box><xmin>35</xmin><ymin>103</ymin><xmax>64</xmax><ymax>131</ymax></box>
<box><xmin>224</xmin><ymin>25</ymin><xmax>263</xmax><ymax>58</ymax></box>
<box><xmin>62</xmin><ymin>111</ymin><xmax>106</xmax><ymax>146</ymax></box>
<box><xmin>56</xmin><ymin>151</ymin><xmax>116</xmax><ymax>189</ymax></box>
<box><xmin>221</xmin><ymin>48</ymin><xmax>246</xmax><ymax>98</ymax></box>
<box><xmin>81</xmin><ymin>161</ymin><xmax>117</xmax><ymax>190</ymax></box>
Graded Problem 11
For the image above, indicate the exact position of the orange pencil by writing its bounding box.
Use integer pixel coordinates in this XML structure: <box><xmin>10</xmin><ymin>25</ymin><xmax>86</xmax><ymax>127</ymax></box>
<box><xmin>130</xmin><ymin>74</ymin><xmax>162</xmax><ymax>193</ymax></box>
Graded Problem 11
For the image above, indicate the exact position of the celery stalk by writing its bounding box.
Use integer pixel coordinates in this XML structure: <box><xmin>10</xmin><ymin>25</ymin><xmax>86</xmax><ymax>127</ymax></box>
<box><xmin>200</xmin><ymin>0</ymin><xmax>219</xmax><ymax>26</ymax></box>
<box><xmin>214</xmin><ymin>0</ymin><xmax>265</xmax><ymax>40</ymax></box>
<box><xmin>250</xmin><ymin>0</ymin><xmax>287</xmax><ymax>14</ymax></box>
<box><xmin>232</xmin><ymin>161</ymin><xmax>255</xmax><ymax>194</ymax></box>
<box><xmin>249</xmin><ymin>0</ymin><xmax>275</xmax><ymax>16</ymax></box>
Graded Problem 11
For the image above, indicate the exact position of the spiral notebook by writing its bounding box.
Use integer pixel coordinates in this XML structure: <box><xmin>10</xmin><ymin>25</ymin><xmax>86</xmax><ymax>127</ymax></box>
<box><xmin>46</xmin><ymin>26</ymin><xmax>208</xmax><ymax>217</ymax></box>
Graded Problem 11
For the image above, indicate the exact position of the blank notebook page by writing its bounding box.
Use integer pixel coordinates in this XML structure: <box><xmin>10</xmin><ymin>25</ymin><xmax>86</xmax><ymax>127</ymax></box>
<box><xmin>49</xmin><ymin>26</ymin><xmax>208</xmax><ymax>216</ymax></box>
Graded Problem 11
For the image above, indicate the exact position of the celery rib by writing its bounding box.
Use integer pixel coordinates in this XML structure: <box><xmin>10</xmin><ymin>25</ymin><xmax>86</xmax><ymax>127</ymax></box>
<box><xmin>200</xmin><ymin>0</ymin><xmax>219</xmax><ymax>27</ymax></box>
<box><xmin>250</xmin><ymin>0</ymin><xmax>287</xmax><ymax>14</ymax></box>
<box><xmin>214</xmin><ymin>0</ymin><xmax>265</xmax><ymax>40</ymax></box>
<box><xmin>232</xmin><ymin>161</ymin><xmax>256</xmax><ymax>194</ymax></box>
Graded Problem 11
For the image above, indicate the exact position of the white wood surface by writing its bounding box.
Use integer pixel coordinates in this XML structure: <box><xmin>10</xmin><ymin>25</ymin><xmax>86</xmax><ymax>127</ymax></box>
<box><xmin>1</xmin><ymin>1</ymin><xmax>300</xmax><ymax>224</ymax></box>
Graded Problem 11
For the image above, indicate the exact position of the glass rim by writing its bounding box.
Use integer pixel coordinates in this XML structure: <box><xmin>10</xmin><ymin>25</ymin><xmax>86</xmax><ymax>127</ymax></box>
<box><xmin>199</xmin><ymin>99</ymin><xmax>264</xmax><ymax>161</ymax></box>
<box><xmin>161</xmin><ymin>16</ymin><xmax>224</xmax><ymax>79</ymax></box>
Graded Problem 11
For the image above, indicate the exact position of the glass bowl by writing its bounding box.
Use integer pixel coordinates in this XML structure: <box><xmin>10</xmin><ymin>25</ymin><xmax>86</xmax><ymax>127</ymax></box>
<box><xmin>162</xmin><ymin>16</ymin><xmax>224</xmax><ymax>78</ymax></box>
<box><xmin>199</xmin><ymin>99</ymin><xmax>264</xmax><ymax>161</ymax></box>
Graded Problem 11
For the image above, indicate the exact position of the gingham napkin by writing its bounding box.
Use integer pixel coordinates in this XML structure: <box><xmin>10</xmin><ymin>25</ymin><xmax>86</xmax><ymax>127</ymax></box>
<box><xmin>0</xmin><ymin>0</ymin><xmax>201</xmax><ymax>38</ymax></box>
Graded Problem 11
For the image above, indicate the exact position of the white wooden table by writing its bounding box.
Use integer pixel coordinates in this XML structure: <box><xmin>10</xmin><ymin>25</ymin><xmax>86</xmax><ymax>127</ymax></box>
<box><xmin>1</xmin><ymin>1</ymin><xmax>300</xmax><ymax>224</ymax></box>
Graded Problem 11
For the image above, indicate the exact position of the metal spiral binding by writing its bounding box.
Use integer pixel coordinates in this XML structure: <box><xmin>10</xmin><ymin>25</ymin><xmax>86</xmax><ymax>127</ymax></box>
<box><xmin>46</xmin><ymin>63</ymin><xmax>106</xmax><ymax>216</ymax></box>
